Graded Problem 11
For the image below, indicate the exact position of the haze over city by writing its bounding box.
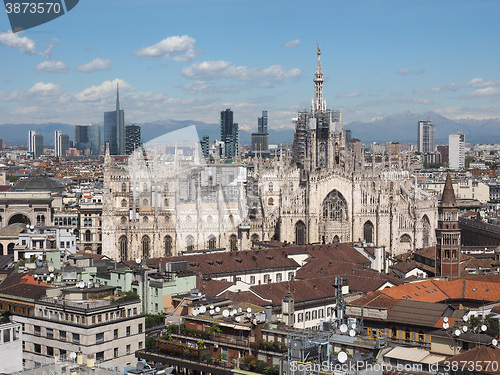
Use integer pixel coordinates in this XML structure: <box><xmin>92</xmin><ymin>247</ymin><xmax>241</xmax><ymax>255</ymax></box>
<box><xmin>1</xmin><ymin>0</ymin><xmax>500</xmax><ymax>134</ymax></box>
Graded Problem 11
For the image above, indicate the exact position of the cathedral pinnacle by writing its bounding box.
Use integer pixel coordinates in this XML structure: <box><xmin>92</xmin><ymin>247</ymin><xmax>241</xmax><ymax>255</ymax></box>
<box><xmin>313</xmin><ymin>44</ymin><xmax>325</xmax><ymax>114</ymax></box>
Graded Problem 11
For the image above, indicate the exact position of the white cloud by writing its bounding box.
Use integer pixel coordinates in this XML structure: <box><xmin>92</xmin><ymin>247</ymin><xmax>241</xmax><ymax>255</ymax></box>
<box><xmin>36</xmin><ymin>60</ymin><xmax>70</xmax><ymax>73</ymax></box>
<box><xmin>0</xmin><ymin>30</ymin><xmax>36</xmax><ymax>54</ymax></box>
<box><xmin>75</xmin><ymin>58</ymin><xmax>114</xmax><ymax>73</ymax></box>
<box><xmin>181</xmin><ymin>60</ymin><xmax>301</xmax><ymax>82</ymax></box>
<box><xmin>133</xmin><ymin>35</ymin><xmax>198</xmax><ymax>62</ymax></box>
<box><xmin>430</xmin><ymin>77</ymin><xmax>500</xmax><ymax>93</ymax></box>
<box><xmin>397</xmin><ymin>68</ymin><xmax>411</xmax><ymax>75</ymax></box>
<box><xmin>465</xmin><ymin>87</ymin><xmax>500</xmax><ymax>98</ymax></box>
<box><xmin>40</xmin><ymin>37</ymin><xmax>60</xmax><ymax>58</ymax></box>
<box><xmin>284</xmin><ymin>39</ymin><xmax>300</xmax><ymax>48</ymax></box>
<box><xmin>28</xmin><ymin>82</ymin><xmax>62</xmax><ymax>94</ymax></box>
<box><xmin>73</xmin><ymin>79</ymin><xmax>133</xmax><ymax>102</ymax></box>
<box><xmin>434</xmin><ymin>105</ymin><xmax>500</xmax><ymax>120</ymax></box>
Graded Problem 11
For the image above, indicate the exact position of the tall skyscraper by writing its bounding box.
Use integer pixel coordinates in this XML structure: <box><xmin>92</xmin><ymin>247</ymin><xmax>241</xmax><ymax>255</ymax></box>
<box><xmin>200</xmin><ymin>135</ymin><xmax>210</xmax><ymax>158</ymax></box>
<box><xmin>435</xmin><ymin>174</ymin><xmax>461</xmax><ymax>280</ymax></box>
<box><xmin>104</xmin><ymin>85</ymin><xmax>125</xmax><ymax>155</ymax></box>
<box><xmin>54</xmin><ymin>131</ymin><xmax>70</xmax><ymax>157</ymax></box>
<box><xmin>417</xmin><ymin>120</ymin><xmax>435</xmax><ymax>153</ymax></box>
<box><xmin>75</xmin><ymin>125</ymin><xmax>101</xmax><ymax>156</ymax></box>
<box><xmin>125</xmin><ymin>124</ymin><xmax>142</xmax><ymax>155</ymax></box>
<box><xmin>251</xmin><ymin>110</ymin><xmax>269</xmax><ymax>157</ymax></box>
<box><xmin>220</xmin><ymin>108</ymin><xmax>238</xmax><ymax>159</ymax></box>
<box><xmin>28</xmin><ymin>131</ymin><xmax>44</xmax><ymax>158</ymax></box>
<box><xmin>448</xmin><ymin>132</ymin><xmax>465</xmax><ymax>170</ymax></box>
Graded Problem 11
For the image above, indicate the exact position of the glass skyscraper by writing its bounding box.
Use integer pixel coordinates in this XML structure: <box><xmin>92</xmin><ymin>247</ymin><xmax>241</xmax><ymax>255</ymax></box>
<box><xmin>75</xmin><ymin>125</ymin><xmax>101</xmax><ymax>156</ymax></box>
<box><xmin>220</xmin><ymin>108</ymin><xmax>238</xmax><ymax>159</ymax></box>
<box><xmin>104</xmin><ymin>85</ymin><xmax>125</xmax><ymax>155</ymax></box>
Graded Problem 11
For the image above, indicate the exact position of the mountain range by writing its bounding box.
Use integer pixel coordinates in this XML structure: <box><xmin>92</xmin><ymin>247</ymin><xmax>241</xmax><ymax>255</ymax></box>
<box><xmin>1</xmin><ymin>111</ymin><xmax>499</xmax><ymax>146</ymax></box>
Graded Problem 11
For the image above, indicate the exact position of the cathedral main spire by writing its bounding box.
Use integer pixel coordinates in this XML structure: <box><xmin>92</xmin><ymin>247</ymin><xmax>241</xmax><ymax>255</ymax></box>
<box><xmin>313</xmin><ymin>44</ymin><xmax>325</xmax><ymax>115</ymax></box>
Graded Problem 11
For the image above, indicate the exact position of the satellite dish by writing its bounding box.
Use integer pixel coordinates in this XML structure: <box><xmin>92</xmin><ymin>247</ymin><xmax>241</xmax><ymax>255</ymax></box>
<box><xmin>199</xmin><ymin>306</ymin><xmax>207</xmax><ymax>314</ymax></box>
<box><xmin>192</xmin><ymin>310</ymin><xmax>198</xmax><ymax>316</ymax></box>
<box><xmin>443</xmin><ymin>322</ymin><xmax>449</xmax><ymax>329</ymax></box>
<box><xmin>215</xmin><ymin>307</ymin><xmax>221</xmax><ymax>313</ymax></box>
<box><xmin>247</xmin><ymin>307</ymin><xmax>252</xmax><ymax>313</ymax></box>
<box><xmin>235</xmin><ymin>316</ymin><xmax>241</xmax><ymax>322</ymax></box>
<box><xmin>444</xmin><ymin>317</ymin><xmax>449</xmax><ymax>323</ymax></box>
<box><xmin>481</xmin><ymin>324</ymin><xmax>488</xmax><ymax>332</ymax></box>
<box><xmin>210</xmin><ymin>309</ymin><xmax>215</xmax><ymax>315</ymax></box>
<box><xmin>230</xmin><ymin>310</ymin><xmax>235</xmax><ymax>316</ymax></box>
<box><xmin>135</xmin><ymin>258</ymin><xmax>142</xmax><ymax>264</ymax></box>
<box><xmin>210</xmin><ymin>305</ymin><xmax>214</xmax><ymax>309</ymax></box>
<box><xmin>238</xmin><ymin>307</ymin><xmax>243</xmax><ymax>313</ymax></box>
<box><xmin>30</xmin><ymin>225</ymin><xmax>34</xmax><ymax>230</ymax></box>
<box><xmin>222</xmin><ymin>310</ymin><xmax>229</xmax><ymax>317</ymax></box>
<box><xmin>492</xmin><ymin>339</ymin><xmax>498</xmax><ymax>346</ymax></box>
<box><xmin>454</xmin><ymin>329</ymin><xmax>461</xmax><ymax>336</ymax></box>
<box><xmin>69</xmin><ymin>352</ymin><xmax>77</xmax><ymax>360</ymax></box>
<box><xmin>349</xmin><ymin>330</ymin><xmax>356</xmax><ymax>337</ymax></box>
<box><xmin>50</xmin><ymin>273</ymin><xmax>54</xmax><ymax>278</ymax></box>
<box><xmin>463</xmin><ymin>315</ymin><xmax>469</xmax><ymax>322</ymax></box>
<box><xmin>338</xmin><ymin>352</ymin><xmax>348</xmax><ymax>363</ymax></box>
<box><xmin>462</xmin><ymin>326</ymin><xmax>468</xmax><ymax>333</ymax></box>
<box><xmin>340</xmin><ymin>324</ymin><xmax>348</xmax><ymax>333</ymax></box>
<box><xmin>351</xmin><ymin>323</ymin><xmax>356</xmax><ymax>329</ymax></box>
<box><xmin>26</xmin><ymin>224</ymin><xmax>30</xmax><ymax>228</ymax></box>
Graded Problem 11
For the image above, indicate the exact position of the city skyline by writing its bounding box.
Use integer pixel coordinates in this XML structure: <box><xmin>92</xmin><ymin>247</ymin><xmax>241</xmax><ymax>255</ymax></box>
<box><xmin>1</xmin><ymin>1</ymin><xmax>500</xmax><ymax>134</ymax></box>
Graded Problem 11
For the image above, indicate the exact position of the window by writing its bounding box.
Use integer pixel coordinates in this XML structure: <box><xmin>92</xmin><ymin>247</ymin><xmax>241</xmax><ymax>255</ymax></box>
<box><xmin>46</xmin><ymin>328</ymin><xmax>53</xmax><ymax>339</ymax></box>
<box><xmin>305</xmin><ymin>312</ymin><xmax>310</xmax><ymax>321</ymax></box>
<box><xmin>47</xmin><ymin>347</ymin><xmax>54</xmax><ymax>356</ymax></box>
<box><xmin>139</xmin><ymin>341</ymin><xmax>143</xmax><ymax>350</ymax></box>
<box><xmin>96</xmin><ymin>332</ymin><xmax>104</xmax><ymax>343</ymax></box>
<box><xmin>34</xmin><ymin>325</ymin><xmax>41</xmax><ymax>336</ymax></box>
<box><xmin>126</xmin><ymin>326</ymin><xmax>131</xmax><ymax>336</ymax></box>
<box><xmin>34</xmin><ymin>344</ymin><xmax>41</xmax><ymax>353</ymax></box>
<box><xmin>186</xmin><ymin>235</ymin><xmax>194</xmax><ymax>252</ymax></box>
<box><xmin>96</xmin><ymin>351</ymin><xmax>104</xmax><ymax>362</ymax></box>
<box><xmin>138</xmin><ymin>324</ymin><xmax>143</xmax><ymax>333</ymax></box>
<box><xmin>126</xmin><ymin>344</ymin><xmax>131</xmax><ymax>354</ymax></box>
<box><xmin>3</xmin><ymin>329</ymin><xmax>10</xmax><ymax>342</ymax></box>
<box><xmin>114</xmin><ymin>329</ymin><xmax>118</xmax><ymax>339</ymax></box>
<box><xmin>59</xmin><ymin>331</ymin><xmax>66</xmax><ymax>341</ymax></box>
<box><xmin>288</xmin><ymin>272</ymin><xmax>294</xmax><ymax>281</ymax></box>
<box><xmin>114</xmin><ymin>348</ymin><xmax>119</xmax><ymax>358</ymax></box>
<box><xmin>250</xmin><ymin>276</ymin><xmax>256</xmax><ymax>284</ymax></box>
<box><xmin>298</xmin><ymin>313</ymin><xmax>304</xmax><ymax>322</ymax></box>
<box><xmin>73</xmin><ymin>333</ymin><xmax>80</xmax><ymax>344</ymax></box>
<box><xmin>142</xmin><ymin>236</ymin><xmax>150</xmax><ymax>258</ymax></box>
<box><xmin>164</xmin><ymin>235</ymin><xmax>172</xmax><ymax>256</ymax></box>
<box><xmin>230</xmin><ymin>234</ymin><xmax>237</xmax><ymax>251</ymax></box>
<box><xmin>276</xmin><ymin>273</ymin><xmax>282</xmax><ymax>282</ymax></box>
<box><xmin>264</xmin><ymin>274</ymin><xmax>270</xmax><ymax>283</ymax></box>
<box><xmin>405</xmin><ymin>330</ymin><xmax>411</xmax><ymax>340</ymax></box>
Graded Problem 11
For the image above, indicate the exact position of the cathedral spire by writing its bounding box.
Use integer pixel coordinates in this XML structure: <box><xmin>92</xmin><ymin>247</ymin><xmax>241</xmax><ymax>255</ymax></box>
<box><xmin>313</xmin><ymin>44</ymin><xmax>325</xmax><ymax>115</ymax></box>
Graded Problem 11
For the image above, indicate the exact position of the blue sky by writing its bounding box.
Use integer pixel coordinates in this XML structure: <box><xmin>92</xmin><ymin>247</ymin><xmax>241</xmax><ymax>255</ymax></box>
<box><xmin>0</xmin><ymin>0</ymin><xmax>499</xmax><ymax>132</ymax></box>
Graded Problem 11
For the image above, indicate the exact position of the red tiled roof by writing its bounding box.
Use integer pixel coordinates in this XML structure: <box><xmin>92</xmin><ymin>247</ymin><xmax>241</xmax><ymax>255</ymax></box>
<box><xmin>438</xmin><ymin>345</ymin><xmax>500</xmax><ymax>373</ymax></box>
<box><xmin>0</xmin><ymin>270</ymin><xmax>49</xmax><ymax>300</ymax></box>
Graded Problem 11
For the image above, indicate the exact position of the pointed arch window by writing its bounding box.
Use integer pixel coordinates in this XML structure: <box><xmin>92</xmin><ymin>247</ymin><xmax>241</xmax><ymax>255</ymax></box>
<box><xmin>119</xmin><ymin>236</ymin><xmax>127</xmax><ymax>260</ymax></box>
<box><xmin>142</xmin><ymin>236</ymin><xmax>150</xmax><ymax>258</ymax></box>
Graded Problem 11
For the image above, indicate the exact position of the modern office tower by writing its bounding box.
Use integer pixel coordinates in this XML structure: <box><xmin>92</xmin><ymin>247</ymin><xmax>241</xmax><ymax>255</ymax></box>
<box><xmin>220</xmin><ymin>108</ymin><xmax>238</xmax><ymax>159</ymax></box>
<box><xmin>435</xmin><ymin>174</ymin><xmax>461</xmax><ymax>280</ymax></box>
<box><xmin>104</xmin><ymin>85</ymin><xmax>125</xmax><ymax>155</ymax></box>
<box><xmin>437</xmin><ymin>145</ymin><xmax>449</xmax><ymax>164</ymax></box>
<box><xmin>251</xmin><ymin>110</ymin><xmax>269</xmax><ymax>157</ymax></box>
<box><xmin>75</xmin><ymin>124</ymin><xmax>101</xmax><ymax>156</ymax></box>
<box><xmin>28</xmin><ymin>131</ymin><xmax>43</xmax><ymax>158</ymax></box>
<box><xmin>0</xmin><ymin>139</ymin><xmax>3</xmax><ymax>150</ymax></box>
<box><xmin>200</xmin><ymin>135</ymin><xmax>210</xmax><ymax>158</ymax></box>
<box><xmin>54</xmin><ymin>131</ymin><xmax>70</xmax><ymax>157</ymax></box>
<box><xmin>344</xmin><ymin>129</ymin><xmax>352</xmax><ymax>145</ymax></box>
<box><xmin>417</xmin><ymin>120</ymin><xmax>435</xmax><ymax>153</ymax></box>
<box><xmin>125</xmin><ymin>124</ymin><xmax>142</xmax><ymax>155</ymax></box>
<box><xmin>449</xmin><ymin>132</ymin><xmax>465</xmax><ymax>170</ymax></box>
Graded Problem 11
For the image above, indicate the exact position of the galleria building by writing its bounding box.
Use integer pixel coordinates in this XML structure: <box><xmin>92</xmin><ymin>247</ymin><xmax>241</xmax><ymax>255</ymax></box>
<box><xmin>102</xmin><ymin>48</ymin><xmax>438</xmax><ymax>261</ymax></box>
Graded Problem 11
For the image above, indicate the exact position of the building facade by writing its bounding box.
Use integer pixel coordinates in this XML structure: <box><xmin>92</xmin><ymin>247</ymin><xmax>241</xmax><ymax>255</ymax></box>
<box><xmin>251</xmin><ymin>110</ymin><xmax>270</xmax><ymax>157</ymax></box>
<box><xmin>28</xmin><ymin>131</ymin><xmax>44</xmax><ymax>159</ymax></box>
<box><xmin>220</xmin><ymin>108</ymin><xmax>238</xmax><ymax>159</ymax></box>
<box><xmin>101</xmin><ymin>47</ymin><xmax>438</xmax><ymax>260</ymax></box>
<box><xmin>54</xmin><ymin>131</ymin><xmax>70</xmax><ymax>158</ymax></box>
<box><xmin>418</xmin><ymin>120</ymin><xmax>435</xmax><ymax>154</ymax></box>
<box><xmin>125</xmin><ymin>124</ymin><xmax>141</xmax><ymax>155</ymax></box>
<box><xmin>75</xmin><ymin>125</ymin><xmax>101</xmax><ymax>156</ymax></box>
<box><xmin>449</xmin><ymin>132</ymin><xmax>465</xmax><ymax>170</ymax></box>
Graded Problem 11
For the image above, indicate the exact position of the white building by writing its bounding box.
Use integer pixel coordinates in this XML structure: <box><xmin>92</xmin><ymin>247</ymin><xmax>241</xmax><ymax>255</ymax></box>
<box><xmin>15</xmin><ymin>285</ymin><xmax>145</xmax><ymax>369</ymax></box>
<box><xmin>0</xmin><ymin>321</ymin><xmax>23</xmax><ymax>373</ymax></box>
<box><xmin>449</xmin><ymin>132</ymin><xmax>465</xmax><ymax>170</ymax></box>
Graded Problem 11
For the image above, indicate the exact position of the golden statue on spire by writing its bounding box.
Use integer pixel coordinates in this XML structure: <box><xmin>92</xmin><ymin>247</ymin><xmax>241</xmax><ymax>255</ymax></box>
<box><xmin>317</xmin><ymin>44</ymin><xmax>321</xmax><ymax>55</ymax></box>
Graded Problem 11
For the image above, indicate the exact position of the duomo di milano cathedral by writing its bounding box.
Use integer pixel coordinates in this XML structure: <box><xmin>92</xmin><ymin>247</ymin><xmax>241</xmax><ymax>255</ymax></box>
<box><xmin>102</xmin><ymin>47</ymin><xmax>438</xmax><ymax>262</ymax></box>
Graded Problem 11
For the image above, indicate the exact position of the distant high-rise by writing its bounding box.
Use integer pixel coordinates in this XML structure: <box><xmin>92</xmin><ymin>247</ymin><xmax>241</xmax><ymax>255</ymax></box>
<box><xmin>251</xmin><ymin>110</ymin><xmax>269</xmax><ymax>157</ymax></box>
<box><xmin>220</xmin><ymin>108</ymin><xmax>238</xmax><ymax>159</ymax></box>
<box><xmin>54</xmin><ymin>131</ymin><xmax>70</xmax><ymax>157</ymax></box>
<box><xmin>344</xmin><ymin>129</ymin><xmax>352</xmax><ymax>145</ymax></box>
<box><xmin>104</xmin><ymin>85</ymin><xmax>125</xmax><ymax>155</ymax></box>
<box><xmin>0</xmin><ymin>138</ymin><xmax>3</xmax><ymax>150</ymax></box>
<box><xmin>417</xmin><ymin>120</ymin><xmax>435</xmax><ymax>153</ymax></box>
<box><xmin>125</xmin><ymin>124</ymin><xmax>142</xmax><ymax>155</ymax></box>
<box><xmin>448</xmin><ymin>132</ymin><xmax>465</xmax><ymax>170</ymax></box>
<box><xmin>75</xmin><ymin>125</ymin><xmax>101</xmax><ymax>156</ymax></box>
<box><xmin>200</xmin><ymin>135</ymin><xmax>210</xmax><ymax>158</ymax></box>
<box><xmin>28</xmin><ymin>131</ymin><xmax>43</xmax><ymax>158</ymax></box>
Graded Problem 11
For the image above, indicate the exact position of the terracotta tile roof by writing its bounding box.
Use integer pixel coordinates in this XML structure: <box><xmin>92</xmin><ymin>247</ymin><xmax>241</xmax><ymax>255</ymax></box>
<box><xmin>391</xmin><ymin>261</ymin><xmax>422</xmax><ymax>274</ymax></box>
<box><xmin>127</xmin><ymin>248</ymin><xmax>300</xmax><ymax>277</ymax></box>
<box><xmin>250</xmin><ymin>277</ymin><xmax>338</xmax><ymax>307</ymax></box>
<box><xmin>282</xmin><ymin>243</ymin><xmax>372</xmax><ymax>266</ymax></box>
<box><xmin>196</xmin><ymin>277</ymin><xmax>232</xmax><ymax>297</ymax></box>
<box><xmin>387</xmin><ymin>299</ymin><xmax>451</xmax><ymax>327</ymax></box>
<box><xmin>0</xmin><ymin>270</ymin><xmax>49</xmax><ymax>300</ymax></box>
<box><xmin>438</xmin><ymin>345</ymin><xmax>500</xmax><ymax>373</ymax></box>
<box><xmin>349</xmin><ymin>290</ymin><xmax>398</xmax><ymax>310</ymax></box>
<box><xmin>217</xmin><ymin>290</ymin><xmax>271</xmax><ymax>306</ymax></box>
